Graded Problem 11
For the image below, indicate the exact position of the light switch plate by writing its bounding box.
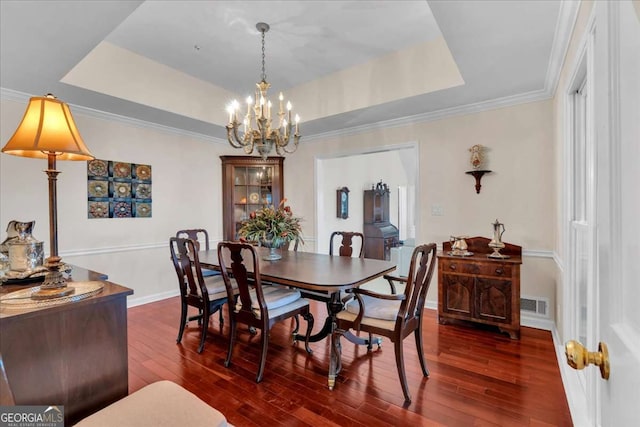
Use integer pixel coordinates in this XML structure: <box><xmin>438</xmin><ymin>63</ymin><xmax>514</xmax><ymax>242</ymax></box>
<box><xmin>431</xmin><ymin>204</ymin><xmax>444</xmax><ymax>216</ymax></box>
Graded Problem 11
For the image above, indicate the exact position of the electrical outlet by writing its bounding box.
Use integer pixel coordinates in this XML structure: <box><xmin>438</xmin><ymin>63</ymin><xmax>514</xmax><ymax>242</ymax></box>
<box><xmin>431</xmin><ymin>204</ymin><xmax>444</xmax><ymax>216</ymax></box>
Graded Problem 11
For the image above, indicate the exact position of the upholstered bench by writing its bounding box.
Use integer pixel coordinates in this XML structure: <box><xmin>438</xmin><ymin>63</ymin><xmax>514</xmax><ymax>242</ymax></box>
<box><xmin>75</xmin><ymin>381</ymin><xmax>230</xmax><ymax>427</ymax></box>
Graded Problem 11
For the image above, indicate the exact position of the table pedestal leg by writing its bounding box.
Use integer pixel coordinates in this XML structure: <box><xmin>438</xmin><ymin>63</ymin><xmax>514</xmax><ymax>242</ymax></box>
<box><xmin>293</xmin><ymin>291</ymin><xmax>383</xmax><ymax>388</ymax></box>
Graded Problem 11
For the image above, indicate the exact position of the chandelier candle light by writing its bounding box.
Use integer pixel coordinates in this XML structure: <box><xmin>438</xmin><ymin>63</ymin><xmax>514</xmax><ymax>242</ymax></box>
<box><xmin>226</xmin><ymin>22</ymin><xmax>300</xmax><ymax>160</ymax></box>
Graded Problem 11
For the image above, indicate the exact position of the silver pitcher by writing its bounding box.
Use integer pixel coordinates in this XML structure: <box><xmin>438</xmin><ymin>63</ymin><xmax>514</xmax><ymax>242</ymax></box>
<box><xmin>488</xmin><ymin>219</ymin><xmax>508</xmax><ymax>259</ymax></box>
<box><xmin>449</xmin><ymin>235</ymin><xmax>469</xmax><ymax>256</ymax></box>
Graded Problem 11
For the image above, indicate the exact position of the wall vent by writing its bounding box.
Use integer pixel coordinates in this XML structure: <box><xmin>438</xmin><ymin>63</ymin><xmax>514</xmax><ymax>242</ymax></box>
<box><xmin>521</xmin><ymin>296</ymin><xmax>549</xmax><ymax>317</ymax></box>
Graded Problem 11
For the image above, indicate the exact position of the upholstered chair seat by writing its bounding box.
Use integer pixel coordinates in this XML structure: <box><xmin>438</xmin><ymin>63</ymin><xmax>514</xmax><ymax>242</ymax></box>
<box><xmin>204</xmin><ymin>274</ymin><xmax>237</xmax><ymax>300</ymax></box>
<box><xmin>338</xmin><ymin>295</ymin><xmax>402</xmax><ymax>329</ymax></box>
<box><xmin>75</xmin><ymin>381</ymin><xmax>230</xmax><ymax>427</ymax></box>
<box><xmin>235</xmin><ymin>286</ymin><xmax>306</xmax><ymax>318</ymax></box>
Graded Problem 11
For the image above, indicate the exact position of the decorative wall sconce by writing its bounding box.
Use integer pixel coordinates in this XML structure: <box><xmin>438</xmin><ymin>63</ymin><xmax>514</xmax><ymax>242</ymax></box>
<box><xmin>336</xmin><ymin>187</ymin><xmax>349</xmax><ymax>219</ymax></box>
<box><xmin>466</xmin><ymin>144</ymin><xmax>491</xmax><ymax>193</ymax></box>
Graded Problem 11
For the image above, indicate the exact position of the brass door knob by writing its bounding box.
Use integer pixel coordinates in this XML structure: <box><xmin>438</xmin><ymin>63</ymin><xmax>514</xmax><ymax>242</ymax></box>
<box><xmin>565</xmin><ymin>340</ymin><xmax>610</xmax><ymax>380</ymax></box>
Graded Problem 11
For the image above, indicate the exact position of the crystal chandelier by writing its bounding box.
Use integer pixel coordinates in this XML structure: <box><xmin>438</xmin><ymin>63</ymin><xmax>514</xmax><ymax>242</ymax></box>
<box><xmin>226</xmin><ymin>22</ymin><xmax>300</xmax><ymax>160</ymax></box>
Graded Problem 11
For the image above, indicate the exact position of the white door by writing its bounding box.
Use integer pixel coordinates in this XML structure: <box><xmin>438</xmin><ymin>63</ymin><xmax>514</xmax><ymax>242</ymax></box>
<box><xmin>594</xmin><ymin>1</ymin><xmax>640</xmax><ymax>425</ymax></box>
<box><xmin>564</xmin><ymin>2</ymin><xmax>640</xmax><ymax>425</ymax></box>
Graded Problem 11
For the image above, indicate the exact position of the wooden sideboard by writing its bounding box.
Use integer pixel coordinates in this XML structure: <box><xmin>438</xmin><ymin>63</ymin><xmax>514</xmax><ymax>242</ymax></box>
<box><xmin>0</xmin><ymin>266</ymin><xmax>133</xmax><ymax>425</ymax></box>
<box><xmin>437</xmin><ymin>237</ymin><xmax>522</xmax><ymax>339</ymax></box>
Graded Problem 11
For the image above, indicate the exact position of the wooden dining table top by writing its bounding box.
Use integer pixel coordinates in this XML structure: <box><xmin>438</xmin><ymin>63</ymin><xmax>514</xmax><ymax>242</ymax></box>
<box><xmin>198</xmin><ymin>247</ymin><xmax>396</xmax><ymax>293</ymax></box>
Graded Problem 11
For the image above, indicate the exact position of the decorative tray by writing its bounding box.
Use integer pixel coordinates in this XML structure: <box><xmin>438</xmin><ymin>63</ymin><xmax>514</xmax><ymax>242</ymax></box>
<box><xmin>0</xmin><ymin>281</ymin><xmax>104</xmax><ymax>310</ymax></box>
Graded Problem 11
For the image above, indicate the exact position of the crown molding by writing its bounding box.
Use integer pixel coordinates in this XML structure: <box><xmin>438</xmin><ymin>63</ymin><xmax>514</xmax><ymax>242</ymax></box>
<box><xmin>304</xmin><ymin>88</ymin><xmax>552</xmax><ymax>142</ymax></box>
<box><xmin>544</xmin><ymin>0</ymin><xmax>582</xmax><ymax>96</ymax></box>
<box><xmin>0</xmin><ymin>87</ymin><xmax>227</xmax><ymax>145</ymax></box>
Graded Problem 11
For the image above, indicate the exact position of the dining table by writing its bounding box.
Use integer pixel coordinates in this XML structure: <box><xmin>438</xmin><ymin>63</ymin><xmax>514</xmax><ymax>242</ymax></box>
<box><xmin>198</xmin><ymin>246</ymin><xmax>396</xmax><ymax>389</ymax></box>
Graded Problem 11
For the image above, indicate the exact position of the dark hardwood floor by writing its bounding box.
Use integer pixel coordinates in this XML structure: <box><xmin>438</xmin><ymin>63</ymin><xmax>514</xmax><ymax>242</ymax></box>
<box><xmin>128</xmin><ymin>297</ymin><xmax>572</xmax><ymax>426</ymax></box>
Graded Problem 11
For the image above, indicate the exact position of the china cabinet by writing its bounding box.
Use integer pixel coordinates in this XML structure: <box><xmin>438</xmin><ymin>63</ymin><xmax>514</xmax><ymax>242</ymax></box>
<box><xmin>220</xmin><ymin>156</ymin><xmax>284</xmax><ymax>241</ymax></box>
<box><xmin>437</xmin><ymin>236</ymin><xmax>522</xmax><ymax>339</ymax></box>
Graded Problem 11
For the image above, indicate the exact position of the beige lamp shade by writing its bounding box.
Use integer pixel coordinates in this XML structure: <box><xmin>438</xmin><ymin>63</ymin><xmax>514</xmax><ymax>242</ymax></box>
<box><xmin>1</xmin><ymin>94</ymin><xmax>94</xmax><ymax>161</ymax></box>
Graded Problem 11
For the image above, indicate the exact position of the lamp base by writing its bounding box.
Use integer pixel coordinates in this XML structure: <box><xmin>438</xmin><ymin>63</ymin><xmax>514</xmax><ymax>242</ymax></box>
<box><xmin>31</xmin><ymin>255</ymin><xmax>75</xmax><ymax>300</ymax></box>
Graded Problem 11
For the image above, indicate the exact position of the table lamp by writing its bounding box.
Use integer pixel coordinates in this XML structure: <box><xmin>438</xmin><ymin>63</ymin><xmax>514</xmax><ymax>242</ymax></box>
<box><xmin>1</xmin><ymin>94</ymin><xmax>94</xmax><ymax>299</ymax></box>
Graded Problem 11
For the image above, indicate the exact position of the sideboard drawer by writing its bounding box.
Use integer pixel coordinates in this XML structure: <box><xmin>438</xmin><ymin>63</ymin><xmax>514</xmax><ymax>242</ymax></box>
<box><xmin>444</xmin><ymin>260</ymin><xmax>512</xmax><ymax>278</ymax></box>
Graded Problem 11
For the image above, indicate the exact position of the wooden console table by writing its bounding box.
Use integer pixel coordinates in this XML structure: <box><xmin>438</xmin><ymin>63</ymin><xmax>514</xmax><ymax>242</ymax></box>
<box><xmin>437</xmin><ymin>237</ymin><xmax>522</xmax><ymax>339</ymax></box>
<box><xmin>0</xmin><ymin>266</ymin><xmax>133</xmax><ymax>425</ymax></box>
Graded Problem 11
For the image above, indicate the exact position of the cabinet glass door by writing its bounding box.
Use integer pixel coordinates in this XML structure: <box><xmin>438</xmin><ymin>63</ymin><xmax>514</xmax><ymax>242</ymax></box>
<box><xmin>233</xmin><ymin>166</ymin><xmax>275</xmax><ymax>237</ymax></box>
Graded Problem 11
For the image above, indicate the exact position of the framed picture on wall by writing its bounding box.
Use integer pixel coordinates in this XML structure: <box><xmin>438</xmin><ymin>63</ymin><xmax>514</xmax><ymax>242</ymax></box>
<box><xmin>336</xmin><ymin>187</ymin><xmax>349</xmax><ymax>219</ymax></box>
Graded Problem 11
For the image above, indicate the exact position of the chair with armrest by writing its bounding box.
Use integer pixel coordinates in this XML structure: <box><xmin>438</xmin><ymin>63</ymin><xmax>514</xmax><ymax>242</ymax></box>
<box><xmin>333</xmin><ymin>243</ymin><xmax>437</xmax><ymax>403</ymax></box>
<box><xmin>170</xmin><ymin>237</ymin><xmax>236</xmax><ymax>353</ymax></box>
<box><xmin>217</xmin><ymin>241</ymin><xmax>314</xmax><ymax>383</ymax></box>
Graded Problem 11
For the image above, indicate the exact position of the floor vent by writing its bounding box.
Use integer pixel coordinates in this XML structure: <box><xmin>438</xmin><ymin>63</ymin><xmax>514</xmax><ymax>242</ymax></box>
<box><xmin>521</xmin><ymin>296</ymin><xmax>549</xmax><ymax>317</ymax></box>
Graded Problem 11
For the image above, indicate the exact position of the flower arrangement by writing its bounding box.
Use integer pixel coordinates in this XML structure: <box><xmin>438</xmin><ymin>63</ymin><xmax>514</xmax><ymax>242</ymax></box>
<box><xmin>238</xmin><ymin>199</ymin><xmax>303</xmax><ymax>248</ymax></box>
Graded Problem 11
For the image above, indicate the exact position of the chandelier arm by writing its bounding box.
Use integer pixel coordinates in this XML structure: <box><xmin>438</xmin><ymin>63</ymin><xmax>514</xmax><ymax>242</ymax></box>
<box><xmin>232</xmin><ymin>125</ymin><xmax>249</xmax><ymax>147</ymax></box>
<box><xmin>226</xmin><ymin>124</ymin><xmax>248</xmax><ymax>148</ymax></box>
<box><xmin>226</xmin><ymin>126</ymin><xmax>244</xmax><ymax>148</ymax></box>
<box><xmin>278</xmin><ymin>136</ymin><xmax>300</xmax><ymax>154</ymax></box>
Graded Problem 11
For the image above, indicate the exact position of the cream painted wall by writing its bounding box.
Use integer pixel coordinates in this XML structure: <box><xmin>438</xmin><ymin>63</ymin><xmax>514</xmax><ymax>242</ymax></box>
<box><xmin>284</xmin><ymin>99</ymin><xmax>557</xmax><ymax>313</ymax></box>
<box><xmin>0</xmin><ymin>97</ymin><xmax>232</xmax><ymax>305</ymax></box>
<box><xmin>1</xmin><ymin>96</ymin><xmax>556</xmax><ymax>317</ymax></box>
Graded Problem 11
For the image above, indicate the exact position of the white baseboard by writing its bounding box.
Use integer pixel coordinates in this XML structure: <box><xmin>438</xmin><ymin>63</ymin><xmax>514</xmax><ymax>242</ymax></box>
<box><xmin>127</xmin><ymin>289</ymin><xmax>179</xmax><ymax>308</ymax></box>
<box><xmin>520</xmin><ymin>313</ymin><xmax>554</xmax><ymax>331</ymax></box>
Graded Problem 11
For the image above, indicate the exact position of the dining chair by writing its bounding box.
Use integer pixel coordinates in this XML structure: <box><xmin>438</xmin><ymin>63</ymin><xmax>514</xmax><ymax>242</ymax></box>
<box><xmin>332</xmin><ymin>242</ymin><xmax>437</xmax><ymax>403</ymax></box>
<box><xmin>217</xmin><ymin>241</ymin><xmax>314</xmax><ymax>383</ymax></box>
<box><xmin>170</xmin><ymin>237</ymin><xmax>235</xmax><ymax>353</ymax></box>
<box><xmin>329</xmin><ymin>231</ymin><xmax>364</xmax><ymax>258</ymax></box>
<box><xmin>175</xmin><ymin>229</ymin><xmax>218</xmax><ymax>277</ymax></box>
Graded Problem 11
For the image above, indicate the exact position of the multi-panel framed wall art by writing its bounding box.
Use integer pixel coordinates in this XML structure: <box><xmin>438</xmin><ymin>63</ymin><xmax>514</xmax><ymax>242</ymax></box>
<box><xmin>87</xmin><ymin>159</ymin><xmax>152</xmax><ymax>218</ymax></box>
